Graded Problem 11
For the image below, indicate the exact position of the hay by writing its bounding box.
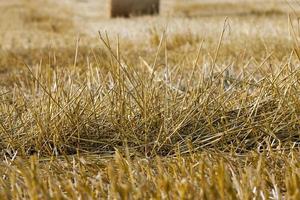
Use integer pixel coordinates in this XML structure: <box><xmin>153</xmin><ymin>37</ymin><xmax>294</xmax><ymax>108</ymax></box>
<box><xmin>109</xmin><ymin>0</ymin><xmax>160</xmax><ymax>18</ymax></box>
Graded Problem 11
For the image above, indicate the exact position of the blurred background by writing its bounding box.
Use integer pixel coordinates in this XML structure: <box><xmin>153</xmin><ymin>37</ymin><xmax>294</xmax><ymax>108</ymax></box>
<box><xmin>0</xmin><ymin>0</ymin><xmax>299</xmax><ymax>55</ymax></box>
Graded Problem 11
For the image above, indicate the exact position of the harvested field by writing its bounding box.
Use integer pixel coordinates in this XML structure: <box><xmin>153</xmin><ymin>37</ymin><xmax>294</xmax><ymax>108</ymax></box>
<box><xmin>1</xmin><ymin>0</ymin><xmax>300</xmax><ymax>199</ymax></box>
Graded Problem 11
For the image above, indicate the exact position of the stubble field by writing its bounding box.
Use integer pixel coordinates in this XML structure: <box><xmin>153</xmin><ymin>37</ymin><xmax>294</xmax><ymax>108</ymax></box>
<box><xmin>1</xmin><ymin>0</ymin><xmax>300</xmax><ymax>199</ymax></box>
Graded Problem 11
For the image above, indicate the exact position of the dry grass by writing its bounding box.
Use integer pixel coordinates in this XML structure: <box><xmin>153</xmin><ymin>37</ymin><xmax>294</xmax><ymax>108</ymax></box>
<box><xmin>22</xmin><ymin>0</ymin><xmax>74</xmax><ymax>33</ymax></box>
<box><xmin>170</xmin><ymin>0</ymin><xmax>299</xmax><ymax>17</ymax></box>
<box><xmin>0</xmin><ymin>151</ymin><xmax>299</xmax><ymax>199</ymax></box>
<box><xmin>1</xmin><ymin>0</ymin><xmax>300</xmax><ymax>199</ymax></box>
<box><xmin>0</xmin><ymin>0</ymin><xmax>75</xmax><ymax>50</ymax></box>
<box><xmin>172</xmin><ymin>2</ymin><xmax>283</xmax><ymax>17</ymax></box>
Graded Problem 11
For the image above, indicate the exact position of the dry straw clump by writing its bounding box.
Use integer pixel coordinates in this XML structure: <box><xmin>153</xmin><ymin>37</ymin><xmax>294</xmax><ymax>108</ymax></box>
<box><xmin>2</xmin><ymin>0</ymin><xmax>300</xmax><ymax>198</ymax></box>
<box><xmin>109</xmin><ymin>0</ymin><xmax>160</xmax><ymax>18</ymax></box>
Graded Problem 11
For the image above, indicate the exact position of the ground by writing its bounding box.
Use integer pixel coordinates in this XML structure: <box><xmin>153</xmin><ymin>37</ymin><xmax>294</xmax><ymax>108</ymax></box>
<box><xmin>1</xmin><ymin>0</ymin><xmax>300</xmax><ymax>199</ymax></box>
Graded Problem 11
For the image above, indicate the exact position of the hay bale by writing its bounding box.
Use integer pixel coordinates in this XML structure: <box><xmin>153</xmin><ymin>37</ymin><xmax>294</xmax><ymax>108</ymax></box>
<box><xmin>109</xmin><ymin>0</ymin><xmax>160</xmax><ymax>18</ymax></box>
